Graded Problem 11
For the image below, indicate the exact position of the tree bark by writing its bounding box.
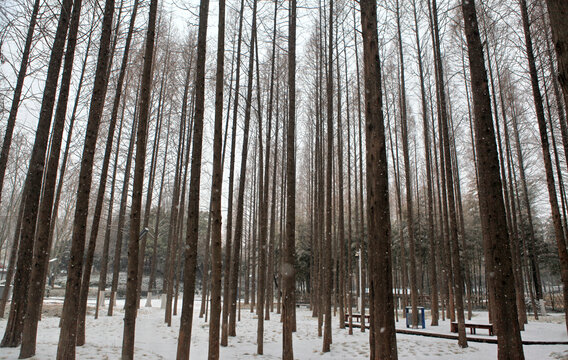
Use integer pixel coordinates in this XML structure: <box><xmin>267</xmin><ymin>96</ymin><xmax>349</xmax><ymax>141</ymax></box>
<box><xmin>175</xmin><ymin>0</ymin><xmax>209</xmax><ymax>355</ymax></box>
<box><xmin>412</xmin><ymin>0</ymin><xmax>438</xmax><ymax>326</ymax></box>
<box><xmin>108</xmin><ymin>92</ymin><xmax>139</xmax><ymax>317</ymax></box>
<box><xmin>461</xmin><ymin>0</ymin><xmax>525</xmax><ymax>357</ymax></box>
<box><xmin>206</xmin><ymin>0</ymin><xmax>225</xmax><ymax>356</ymax></box>
<box><xmin>164</xmin><ymin>64</ymin><xmax>191</xmax><ymax>325</ymax></box>
<box><xmin>283</xmin><ymin>0</ymin><xmax>296</xmax><ymax>358</ymax></box>
<box><xmin>1</xmin><ymin>0</ymin><xmax>74</xmax><ymax>348</ymax></box>
<box><xmin>322</xmin><ymin>0</ymin><xmax>333</xmax><ymax>352</ymax></box>
<box><xmin>56</xmin><ymin>0</ymin><xmax>116</xmax><ymax>355</ymax></box>
<box><xmin>78</xmin><ymin>0</ymin><xmax>140</xmax><ymax>346</ymax></box>
<box><xmin>396</xmin><ymin>0</ymin><xmax>419</xmax><ymax>329</ymax></box>
<box><xmin>265</xmin><ymin>0</ymin><xmax>279</xmax><ymax>321</ymax></box>
<box><xmin>541</xmin><ymin>0</ymin><xmax>568</xmax><ymax>333</ymax></box>
<box><xmin>222</xmin><ymin>0</ymin><xmax>245</xmax><ymax>341</ymax></box>
<box><xmin>121</xmin><ymin>0</ymin><xmax>158</xmax><ymax>356</ymax></box>
<box><xmin>228</xmin><ymin>0</ymin><xmax>257</xmax><ymax>338</ymax></box>
<box><xmin>19</xmin><ymin>0</ymin><xmax>84</xmax><ymax>355</ymax></box>
<box><xmin>359</xmin><ymin>0</ymin><xmax>398</xmax><ymax>357</ymax></box>
<box><xmin>95</xmin><ymin>97</ymin><xmax>125</xmax><ymax>318</ymax></box>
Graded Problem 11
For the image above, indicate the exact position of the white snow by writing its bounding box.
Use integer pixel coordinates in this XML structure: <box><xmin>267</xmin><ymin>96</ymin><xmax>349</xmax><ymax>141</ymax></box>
<box><xmin>0</xmin><ymin>298</ymin><xmax>566</xmax><ymax>359</ymax></box>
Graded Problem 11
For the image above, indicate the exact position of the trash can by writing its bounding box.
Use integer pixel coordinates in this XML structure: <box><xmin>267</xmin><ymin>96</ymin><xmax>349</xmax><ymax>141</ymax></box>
<box><xmin>405</xmin><ymin>306</ymin><xmax>425</xmax><ymax>329</ymax></box>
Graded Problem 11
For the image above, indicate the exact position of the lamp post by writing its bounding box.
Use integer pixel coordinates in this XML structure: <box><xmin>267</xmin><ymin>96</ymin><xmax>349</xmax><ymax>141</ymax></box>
<box><xmin>356</xmin><ymin>250</ymin><xmax>363</xmax><ymax>312</ymax></box>
<box><xmin>139</xmin><ymin>227</ymin><xmax>149</xmax><ymax>239</ymax></box>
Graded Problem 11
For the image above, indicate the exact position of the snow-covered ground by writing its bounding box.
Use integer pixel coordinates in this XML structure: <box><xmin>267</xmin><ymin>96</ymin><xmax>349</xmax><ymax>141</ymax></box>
<box><xmin>0</xmin><ymin>297</ymin><xmax>566</xmax><ymax>359</ymax></box>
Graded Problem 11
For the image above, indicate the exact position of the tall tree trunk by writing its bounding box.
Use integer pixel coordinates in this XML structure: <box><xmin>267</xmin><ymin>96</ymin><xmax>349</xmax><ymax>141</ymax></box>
<box><xmin>223</xmin><ymin>0</ymin><xmax>245</xmax><ymax>339</ymax></box>
<box><xmin>431</xmin><ymin>0</ymin><xmax>465</xmax><ymax>342</ymax></box>
<box><xmin>494</xmin><ymin>50</ymin><xmax>527</xmax><ymax>328</ymax></box>
<box><xmin>390</xmin><ymin>92</ymin><xmax>407</xmax><ymax>318</ymax></box>
<box><xmin>255</xmin><ymin>13</ymin><xmax>273</xmax><ymax>352</ymax></box>
<box><xmin>1</xmin><ymin>0</ymin><xmax>74</xmax><ymax>348</ymax></box>
<box><xmin>412</xmin><ymin>0</ymin><xmax>438</xmax><ymax>325</ymax></box>
<box><xmin>147</xmin><ymin>115</ymin><xmax>171</xmax><ymax>306</ymax></box>
<box><xmin>250</xmin><ymin>147</ymin><xmax>258</xmax><ymax>314</ymax></box>
<box><xmin>206</xmin><ymin>0</ymin><xmax>225</xmax><ymax>356</ymax></box>
<box><xmin>164</xmin><ymin>64</ymin><xmax>191</xmax><ymax>324</ymax></box>
<box><xmin>461</xmin><ymin>0</ymin><xmax>525</xmax><ymax>357</ymax></box>
<box><xmin>202</xmin><ymin>30</ymin><xmax>234</xmax><ymax>321</ymax></box>
<box><xmin>335</xmin><ymin>23</ymin><xmax>346</xmax><ymax>331</ymax></box>
<box><xmin>429</xmin><ymin>76</ymin><xmax>448</xmax><ymax>321</ymax></box>
<box><xmin>228</xmin><ymin>0</ymin><xmax>257</xmax><ymax>337</ymax></box>
<box><xmin>283</xmin><ymin>0</ymin><xmax>297</xmax><ymax>357</ymax></box>
<box><xmin>109</xmin><ymin>92</ymin><xmax>139</xmax><ymax>317</ymax></box>
<box><xmin>95</xmin><ymin>97</ymin><xmax>125</xmax><ymax>318</ymax></box>
<box><xmin>343</xmin><ymin>28</ymin><xmax>354</xmax><ymax>334</ymax></box>
<box><xmin>315</xmin><ymin>34</ymin><xmax>323</xmax><ymax>334</ymax></box>
<box><xmin>322</xmin><ymin>0</ymin><xmax>333</xmax><ymax>352</ymax></box>
<box><xmin>484</xmin><ymin>19</ymin><xmax>521</xmax><ymax>328</ymax></box>
<box><xmin>359</xmin><ymin>0</ymin><xmax>398</xmax><ymax>358</ymax></box>
<box><xmin>352</xmin><ymin>7</ymin><xmax>367</xmax><ymax>332</ymax></box>
<box><xmin>52</xmin><ymin>15</ymin><xmax>94</xmax><ymax>318</ymax></box>
<box><xmin>78</xmin><ymin>0</ymin><xmax>140</xmax><ymax>345</ymax></box>
<box><xmin>19</xmin><ymin>0</ymin><xmax>84</xmax><ymax>354</ymax></box>
<box><xmin>175</xmin><ymin>0</ymin><xmax>210</xmax><ymax>354</ymax></box>
<box><xmin>530</xmin><ymin>0</ymin><xmax>568</xmax><ymax>333</ymax></box>
<box><xmin>396</xmin><ymin>0</ymin><xmax>419</xmax><ymax>329</ymax></box>
<box><xmin>172</xmin><ymin>60</ymin><xmax>196</xmax><ymax>320</ymax></box>
<box><xmin>138</xmin><ymin>47</ymin><xmax>168</xmax><ymax>309</ymax></box>
<box><xmin>265</xmin><ymin>1</ymin><xmax>279</xmax><ymax>321</ymax></box>
<box><xmin>56</xmin><ymin>0</ymin><xmax>116</xmax><ymax>355</ymax></box>
<box><xmin>427</xmin><ymin>0</ymin><xmax>452</xmax><ymax>323</ymax></box>
<box><xmin>255</xmin><ymin>64</ymin><xmax>267</xmax><ymax>354</ymax></box>
<box><xmin>121</xmin><ymin>0</ymin><xmax>157</xmax><ymax>356</ymax></box>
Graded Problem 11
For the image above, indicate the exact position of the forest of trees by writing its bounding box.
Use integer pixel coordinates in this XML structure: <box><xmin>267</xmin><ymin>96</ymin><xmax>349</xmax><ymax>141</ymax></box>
<box><xmin>0</xmin><ymin>0</ymin><xmax>566</xmax><ymax>358</ymax></box>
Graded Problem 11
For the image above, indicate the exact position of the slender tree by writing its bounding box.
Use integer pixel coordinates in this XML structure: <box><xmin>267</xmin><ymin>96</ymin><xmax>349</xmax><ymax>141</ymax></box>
<box><xmin>95</xmin><ymin>96</ymin><xmax>126</xmax><ymax>318</ymax></box>
<box><xmin>206</xmin><ymin>0</ymin><xmax>226</xmax><ymax>355</ymax></box>
<box><xmin>359</xmin><ymin>0</ymin><xmax>398</xmax><ymax>357</ymax></box>
<box><xmin>524</xmin><ymin>0</ymin><xmax>568</xmax><ymax>332</ymax></box>
<box><xmin>343</xmin><ymin>26</ymin><xmax>354</xmax><ymax>334</ymax></box>
<box><xmin>56</xmin><ymin>0</ymin><xmax>116</xmax><ymax>355</ymax></box>
<box><xmin>265</xmin><ymin>0</ymin><xmax>279</xmax><ymax>321</ymax></box>
<box><xmin>147</xmin><ymin>113</ymin><xmax>171</xmax><ymax>306</ymax></box>
<box><xmin>163</xmin><ymin>64</ymin><xmax>191</xmax><ymax>324</ymax></box>
<box><xmin>461</xmin><ymin>0</ymin><xmax>525</xmax><ymax>357</ymax></box>
<box><xmin>412</xmin><ymin>0</ymin><xmax>438</xmax><ymax>326</ymax></box>
<box><xmin>1</xmin><ymin>0</ymin><xmax>75</xmax><ymax>347</ymax></box>
<box><xmin>395</xmin><ymin>0</ymin><xmax>419</xmax><ymax>329</ymax></box>
<box><xmin>19</xmin><ymin>0</ymin><xmax>84</xmax><ymax>354</ymax></box>
<box><xmin>78</xmin><ymin>0</ymin><xmax>141</xmax><ymax>345</ymax></box>
<box><xmin>323</xmin><ymin>0</ymin><xmax>333</xmax><ymax>351</ymax></box>
<box><xmin>283</xmin><ymin>0</ymin><xmax>296</xmax><ymax>357</ymax></box>
<box><xmin>121</xmin><ymin>0</ymin><xmax>158</xmax><ymax>356</ymax></box>
<box><xmin>175</xmin><ymin>0</ymin><xmax>210</xmax><ymax>354</ymax></box>
<box><xmin>223</xmin><ymin>0</ymin><xmax>246</xmax><ymax>341</ymax></box>
<box><xmin>228</xmin><ymin>0</ymin><xmax>257</xmax><ymax>339</ymax></box>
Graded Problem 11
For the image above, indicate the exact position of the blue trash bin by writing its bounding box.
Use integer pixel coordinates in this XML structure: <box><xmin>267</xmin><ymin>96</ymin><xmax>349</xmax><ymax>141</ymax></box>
<box><xmin>405</xmin><ymin>306</ymin><xmax>425</xmax><ymax>329</ymax></box>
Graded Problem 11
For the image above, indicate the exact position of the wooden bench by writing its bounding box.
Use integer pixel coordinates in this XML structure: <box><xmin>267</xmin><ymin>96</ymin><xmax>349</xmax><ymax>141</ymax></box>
<box><xmin>344</xmin><ymin>314</ymin><xmax>370</xmax><ymax>323</ymax></box>
<box><xmin>451</xmin><ymin>322</ymin><xmax>494</xmax><ymax>336</ymax></box>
